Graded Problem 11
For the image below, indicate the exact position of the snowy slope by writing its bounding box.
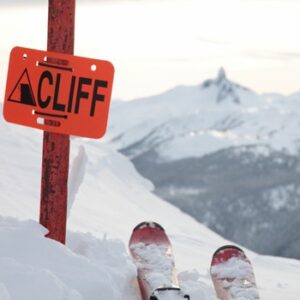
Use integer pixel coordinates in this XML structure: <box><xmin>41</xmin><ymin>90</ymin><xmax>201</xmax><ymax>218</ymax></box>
<box><xmin>105</xmin><ymin>69</ymin><xmax>300</xmax><ymax>259</ymax></box>
<box><xmin>1</xmin><ymin>103</ymin><xmax>300</xmax><ymax>299</ymax></box>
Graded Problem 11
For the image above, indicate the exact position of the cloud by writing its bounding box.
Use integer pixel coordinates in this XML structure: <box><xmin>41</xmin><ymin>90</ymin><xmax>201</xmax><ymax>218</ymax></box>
<box><xmin>246</xmin><ymin>50</ymin><xmax>300</xmax><ymax>61</ymax></box>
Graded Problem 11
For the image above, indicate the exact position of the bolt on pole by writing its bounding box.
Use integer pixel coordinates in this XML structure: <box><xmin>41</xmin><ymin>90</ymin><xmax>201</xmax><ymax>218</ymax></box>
<box><xmin>39</xmin><ymin>0</ymin><xmax>75</xmax><ymax>244</ymax></box>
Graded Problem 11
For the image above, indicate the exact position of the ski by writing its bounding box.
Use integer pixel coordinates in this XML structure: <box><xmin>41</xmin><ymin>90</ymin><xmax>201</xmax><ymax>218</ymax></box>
<box><xmin>129</xmin><ymin>221</ymin><xmax>190</xmax><ymax>300</ymax></box>
<box><xmin>210</xmin><ymin>245</ymin><xmax>260</xmax><ymax>300</ymax></box>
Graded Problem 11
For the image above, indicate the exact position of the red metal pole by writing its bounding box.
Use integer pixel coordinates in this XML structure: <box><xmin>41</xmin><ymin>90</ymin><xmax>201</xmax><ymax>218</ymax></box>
<box><xmin>39</xmin><ymin>0</ymin><xmax>75</xmax><ymax>244</ymax></box>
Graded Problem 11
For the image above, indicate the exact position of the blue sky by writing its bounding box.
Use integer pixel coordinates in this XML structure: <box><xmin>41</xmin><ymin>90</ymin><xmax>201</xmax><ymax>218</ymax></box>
<box><xmin>1</xmin><ymin>0</ymin><xmax>300</xmax><ymax>100</ymax></box>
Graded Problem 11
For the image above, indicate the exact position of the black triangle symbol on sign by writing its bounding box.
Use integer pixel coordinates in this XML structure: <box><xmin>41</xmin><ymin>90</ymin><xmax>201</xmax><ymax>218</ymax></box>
<box><xmin>8</xmin><ymin>68</ymin><xmax>37</xmax><ymax>106</ymax></box>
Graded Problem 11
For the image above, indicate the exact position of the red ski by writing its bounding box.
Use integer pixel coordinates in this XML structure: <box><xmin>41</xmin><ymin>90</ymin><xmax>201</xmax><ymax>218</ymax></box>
<box><xmin>129</xmin><ymin>221</ymin><xmax>189</xmax><ymax>300</ymax></box>
<box><xmin>210</xmin><ymin>245</ymin><xmax>260</xmax><ymax>300</ymax></box>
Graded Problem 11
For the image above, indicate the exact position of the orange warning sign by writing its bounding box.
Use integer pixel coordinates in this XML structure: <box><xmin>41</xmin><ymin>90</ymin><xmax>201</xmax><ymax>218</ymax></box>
<box><xmin>4</xmin><ymin>47</ymin><xmax>114</xmax><ymax>138</ymax></box>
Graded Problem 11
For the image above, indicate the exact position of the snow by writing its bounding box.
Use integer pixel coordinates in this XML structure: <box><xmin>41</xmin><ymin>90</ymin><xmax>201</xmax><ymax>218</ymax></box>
<box><xmin>211</xmin><ymin>257</ymin><xmax>259</xmax><ymax>300</ymax></box>
<box><xmin>1</xmin><ymin>99</ymin><xmax>300</xmax><ymax>299</ymax></box>
<box><xmin>106</xmin><ymin>71</ymin><xmax>300</xmax><ymax>162</ymax></box>
<box><xmin>0</xmin><ymin>216</ymin><xmax>135</xmax><ymax>300</ymax></box>
<box><xmin>211</xmin><ymin>258</ymin><xmax>253</xmax><ymax>280</ymax></box>
<box><xmin>130</xmin><ymin>242</ymin><xmax>176</xmax><ymax>289</ymax></box>
<box><xmin>68</xmin><ymin>145</ymin><xmax>88</xmax><ymax>217</ymax></box>
<box><xmin>0</xmin><ymin>0</ymin><xmax>299</xmax><ymax>298</ymax></box>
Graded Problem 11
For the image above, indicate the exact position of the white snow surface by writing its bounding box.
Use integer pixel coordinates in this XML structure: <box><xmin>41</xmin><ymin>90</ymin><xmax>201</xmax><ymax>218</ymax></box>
<box><xmin>0</xmin><ymin>103</ymin><xmax>300</xmax><ymax>299</ymax></box>
<box><xmin>211</xmin><ymin>257</ymin><xmax>259</xmax><ymax>300</ymax></box>
<box><xmin>130</xmin><ymin>242</ymin><xmax>176</xmax><ymax>289</ymax></box>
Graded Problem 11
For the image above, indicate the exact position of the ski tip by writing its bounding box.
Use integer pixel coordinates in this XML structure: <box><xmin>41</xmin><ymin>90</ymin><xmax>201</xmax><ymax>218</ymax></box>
<box><xmin>213</xmin><ymin>245</ymin><xmax>244</xmax><ymax>257</ymax></box>
<box><xmin>133</xmin><ymin>221</ymin><xmax>165</xmax><ymax>232</ymax></box>
<box><xmin>211</xmin><ymin>245</ymin><xmax>246</xmax><ymax>266</ymax></box>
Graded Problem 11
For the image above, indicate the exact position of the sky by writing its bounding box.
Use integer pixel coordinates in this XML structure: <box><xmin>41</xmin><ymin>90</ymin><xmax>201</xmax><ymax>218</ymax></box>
<box><xmin>1</xmin><ymin>0</ymin><xmax>300</xmax><ymax>100</ymax></box>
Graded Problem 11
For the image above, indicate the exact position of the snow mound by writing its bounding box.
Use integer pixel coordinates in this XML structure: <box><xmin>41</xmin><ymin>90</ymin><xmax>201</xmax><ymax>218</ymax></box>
<box><xmin>0</xmin><ymin>216</ymin><xmax>218</xmax><ymax>300</ymax></box>
<box><xmin>0</xmin><ymin>216</ymin><xmax>136</xmax><ymax>300</ymax></box>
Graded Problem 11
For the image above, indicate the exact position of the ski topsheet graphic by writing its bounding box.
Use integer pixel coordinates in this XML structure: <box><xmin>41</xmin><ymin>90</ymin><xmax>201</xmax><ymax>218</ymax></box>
<box><xmin>210</xmin><ymin>245</ymin><xmax>260</xmax><ymax>300</ymax></box>
<box><xmin>129</xmin><ymin>221</ymin><xmax>190</xmax><ymax>300</ymax></box>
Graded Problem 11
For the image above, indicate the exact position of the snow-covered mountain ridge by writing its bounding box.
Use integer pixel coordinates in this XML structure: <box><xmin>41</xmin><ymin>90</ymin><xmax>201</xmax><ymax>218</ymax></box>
<box><xmin>108</xmin><ymin>68</ymin><xmax>300</xmax><ymax>161</ymax></box>
<box><xmin>0</xmin><ymin>105</ymin><xmax>300</xmax><ymax>299</ymax></box>
<box><xmin>106</xmin><ymin>69</ymin><xmax>300</xmax><ymax>259</ymax></box>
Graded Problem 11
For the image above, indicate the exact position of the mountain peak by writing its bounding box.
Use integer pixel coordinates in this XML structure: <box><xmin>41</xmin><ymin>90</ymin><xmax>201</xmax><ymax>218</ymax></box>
<box><xmin>201</xmin><ymin>68</ymin><xmax>253</xmax><ymax>104</ymax></box>
<box><xmin>217</xmin><ymin>67</ymin><xmax>227</xmax><ymax>82</ymax></box>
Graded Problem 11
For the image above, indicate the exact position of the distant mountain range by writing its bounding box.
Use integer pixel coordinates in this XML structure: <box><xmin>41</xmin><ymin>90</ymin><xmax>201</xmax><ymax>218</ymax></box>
<box><xmin>106</xmin><ymin>68</ymin><xmax>300</xmax><ymax>259</ymax></box>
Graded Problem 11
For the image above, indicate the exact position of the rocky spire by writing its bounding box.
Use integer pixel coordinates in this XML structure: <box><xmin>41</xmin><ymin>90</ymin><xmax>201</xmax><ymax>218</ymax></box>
<box><xmin>215</xmin><ymin>67</ymin><xmax>240</xmax><ymax>104</ymax></box>
<box><xmin>217</xmin><ymin>67</ymin><xmax>227</xmax><ymax>83</ymax></box>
